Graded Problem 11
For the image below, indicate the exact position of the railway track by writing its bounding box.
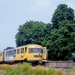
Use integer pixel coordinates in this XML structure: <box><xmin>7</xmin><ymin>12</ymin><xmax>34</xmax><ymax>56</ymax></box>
<box><xmin>45</xmin><ymin>60</ymin><xmax>75</xmax><ymax>69</ymax></box>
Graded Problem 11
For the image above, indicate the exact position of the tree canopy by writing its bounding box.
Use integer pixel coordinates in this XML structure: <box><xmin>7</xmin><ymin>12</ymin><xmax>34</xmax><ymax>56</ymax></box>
<box><xmin>51</xmin><ymin>4</ymin><xmax>74</xmax><ymax>29</ymax></box>
<box><xmin>15</xmin><ymin>21</ymin><xmax>46</xmax><ymax>47</ymax></box>
<box><xmin>48</xmin><ymin>20</ymin><xmax>75</xmax><ymax>60</ymax></box>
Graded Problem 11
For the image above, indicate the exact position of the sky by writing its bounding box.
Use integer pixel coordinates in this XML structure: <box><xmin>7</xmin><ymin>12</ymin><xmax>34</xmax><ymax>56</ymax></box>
<box><xmin>0</xmin><ymin>0</ymin><xmax>75</xmax><ymax>51</ymax></box>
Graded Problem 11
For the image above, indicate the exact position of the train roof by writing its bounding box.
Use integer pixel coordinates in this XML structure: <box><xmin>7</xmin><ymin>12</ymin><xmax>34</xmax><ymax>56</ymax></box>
<box><xmin>4</xmin><ymin>47</ymin><xmax>14</xmax><ymax>50</ymax></box>
<box><xmin>3</xmin><ymin>44</ymin><xmax>43</xmax><ymax>51</ymax></box>
<box><xmin>25</xmin><ymin>44</ymin><xmax>42</xmax><ymax>46</ymax></box>
<box><xmin>16</xmin><ymin>44</ymin><xmax>42</xmax><ymax>48</ymax></box>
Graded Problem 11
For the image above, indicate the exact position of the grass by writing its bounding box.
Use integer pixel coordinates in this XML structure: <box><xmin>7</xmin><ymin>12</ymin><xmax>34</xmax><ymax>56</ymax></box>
<box><xmin>46</xmin><ymin>67</ymin><xmax>55</xmax><ymax>75</ymax></box>
<box><xmin>0</xmin><ymin>65</ymin><xmax>13</xmax><ymax>71</ymax></box>
<box><xmin>5</xmin><ymin>63</ymin><xmax>32</xmax><ymax>75</ymax></box>
<box><xmin>33</xmin><ymin>65</ymin><xmax>46</xmax><ymax>75</ymax></box>
<box><xmin>0</xmin><ymin>62</ymin><xmax>75</xmax><ymax>75</ymax></box>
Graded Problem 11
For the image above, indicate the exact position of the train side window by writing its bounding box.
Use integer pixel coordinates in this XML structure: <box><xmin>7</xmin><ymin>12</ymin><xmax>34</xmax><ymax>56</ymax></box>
<box><xmin>17</xmin><ymin>49</ymin><xmax>20</xmax><ymax>54</ymax></box>
<box><xmin>6</xmin><ymin>51</ymin><xmax>10</xmax><ymax>57</ymax></box>
<box><xmin>29</xmin><ymin>48</ymin><xmax>33</xmax><ymax>53</ymax></box>
<box><xmin>11</xmin><ymin>50</ymin><xmax>16</xmax><ymax>56</ymax></box>
<box><xmin>25</xmin><ymin>47</ymin><xmax>27</xmax><ymax>53</ymax></box>
<box><xmin>21</xmin><ymin>48</ymin><xmax>24</xmax><ymax>53</ymax></box>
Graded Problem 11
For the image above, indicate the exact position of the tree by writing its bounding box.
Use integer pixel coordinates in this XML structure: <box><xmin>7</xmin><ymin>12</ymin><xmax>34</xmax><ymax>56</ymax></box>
<box><xmin>42</xmin><ymin>23</ymin><xmax>52</xmax><ymax>47</ymax></box>
<box><xmin>48</xmin><ymin>20</ymin><xmax>75</xmax><ymax>60</ymax></box>
<box><xmin>47</xmin><ymin>4</ymin><xmax>75</xmax><ymax>60</ymax></box>
<box><xmin>15</xmin><ymin>21</ymin><xmax>46</xmax><ymax>47</ymax></box>
<box><xmin>51</xmin><ymin>4</ymin><xmax>74</xmax><ymax>29</ymax></box>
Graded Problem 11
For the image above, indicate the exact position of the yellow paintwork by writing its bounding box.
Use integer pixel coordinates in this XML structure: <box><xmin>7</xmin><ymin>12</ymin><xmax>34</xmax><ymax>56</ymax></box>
<box><xmin>13</xmin><ymin>44</ymin><xmax>44</xmax><ymax>62</ymax></box>
<box><xmin>13</xmin><ymin>46</ymin><xmax>27</xmax><ymax>61</ymax></box>
<box><xmin>42</xmin><ymin>47</ymin><xmax>47</xmax><ymax>60</ymax></box>
<box><xmin>27</xmin><ymin>53</ymin><xmax>42</xmax><ymax>61</ymax></box>
<box><xmin>0</xmin><ymin>52</ymin><xmax>3</xmax><ymax>62</ymax></box>
<box><xmin>0</xmin><ymin>57</ymin><xmax>2</xmax><ymax>61</ymax></box>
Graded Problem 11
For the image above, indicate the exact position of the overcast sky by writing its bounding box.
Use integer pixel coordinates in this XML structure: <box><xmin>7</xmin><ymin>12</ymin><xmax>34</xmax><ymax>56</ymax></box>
<box><xmin>0</xmin><ymin>0</ymin><xmax>75</xmax><ymax>50</ymax></box>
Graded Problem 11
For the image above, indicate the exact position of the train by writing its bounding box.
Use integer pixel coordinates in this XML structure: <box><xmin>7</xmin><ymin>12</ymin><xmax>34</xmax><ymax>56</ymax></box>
<box><xmin>0</xmin><ymin>44</ymin><xmax>47</xmax><ymax>64</ymax></box>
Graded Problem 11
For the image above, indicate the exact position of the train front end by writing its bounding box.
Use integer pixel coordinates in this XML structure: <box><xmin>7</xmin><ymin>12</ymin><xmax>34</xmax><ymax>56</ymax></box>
<box><xmin>27</xmin><ymin>45</ymin><xmax>43</xmax><ymax>64</ymax></box>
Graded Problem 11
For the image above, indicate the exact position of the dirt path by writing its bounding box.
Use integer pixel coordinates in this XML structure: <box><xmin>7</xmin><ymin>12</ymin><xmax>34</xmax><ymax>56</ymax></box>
<box><xmin>0</xmin><ymin>70</ymin><xmax>6</xmax><ymax>75</ymax></box>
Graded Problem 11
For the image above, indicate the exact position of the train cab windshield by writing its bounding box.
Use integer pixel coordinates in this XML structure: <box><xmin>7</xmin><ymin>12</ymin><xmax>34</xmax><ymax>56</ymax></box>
<box><xmin>29</xmin><ymin>48</ymin><xmax>43</xmax><ymax>53</ymax></box>
<box><xmin>6</xmin><ymin>49</ymin><xmax>16</xmax><ymax>57</ymax></box>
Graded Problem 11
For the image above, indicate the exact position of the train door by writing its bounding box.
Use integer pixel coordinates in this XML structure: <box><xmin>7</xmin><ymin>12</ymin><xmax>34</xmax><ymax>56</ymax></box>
<box><xmin>17</xmin><ymin>47</ymin><xmax>28</xmax><ymax>61</ymax></box>
<box><xmin>23</xmin><ymin>47</ymin><xmax>28</xmax><ymax>61</ymax></box>
<box><xmin>42</xmin><ymin>47</ymin><xmax>47</xmax><ymax>62</ymax></box>
<box><xmin>20</xmin><ymin>48</ymin><xmax>25</xmax><ymax>60</ymax></box>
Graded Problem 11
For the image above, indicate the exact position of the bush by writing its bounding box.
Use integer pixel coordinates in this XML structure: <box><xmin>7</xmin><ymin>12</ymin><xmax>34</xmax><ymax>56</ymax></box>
<box><xmin>5</xmin><ymin>62</ymin><xmax>32</xmax><ymax>75</ymax></box>
<box><xmin>34</xmin><ymin>66</ymin><xmax>46</xmax><ymax>75</ymax></box>
<box><xmin>46</xmin><ymin>67</ymin><xmax>55</xmax><ymax>75</ymax></box>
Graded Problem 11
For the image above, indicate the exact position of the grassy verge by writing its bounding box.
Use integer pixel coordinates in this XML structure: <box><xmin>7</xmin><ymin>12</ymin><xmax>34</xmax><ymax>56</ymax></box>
<box><xmin>0</xmin><ymin>65</ymin><xmax>13</xmax><ymax>71</ymax></box>
<box><xmin>0</xmin><ymin>63</ymin><xmax>75</xmax><ymax>75</ymax></box>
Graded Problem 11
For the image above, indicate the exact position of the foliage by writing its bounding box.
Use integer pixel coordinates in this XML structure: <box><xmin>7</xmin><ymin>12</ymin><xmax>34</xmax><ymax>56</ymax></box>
<box><xmin>0</xmin><ymin>65</ymin><xmax>13</xmax><ymax>71</ymax></box>
<box><xmin>5</xmin><ymin>62</ymin><xmax>32</xmax><ymax>75</ymax></box>
<box><xmin>34</xmin><ymin>65</ymin><xmax>46</xmax><ymax>75</ymax></box>
<box><xmin>48</xmin><ymin>20</ymin><xmax>75</xmax><ymax>60</ymax></box>
<box><xmin>1</xmin><ymin>63</ymin><xmax>75</xmax><ymax>75</ymax></box>
<box><xmin>46</xmin><ymin>67</ymin><xmax>55</xmax><ymax>75</ymax></box>
<box><xmin>51</xmin><ymin>4</ymin><xmax>74</xmax><ymax>29</ymax></box>
<box><xmin>15</xmin><ymin>21</ymin><xmax>46</xmax><ymax>47</ymax></box>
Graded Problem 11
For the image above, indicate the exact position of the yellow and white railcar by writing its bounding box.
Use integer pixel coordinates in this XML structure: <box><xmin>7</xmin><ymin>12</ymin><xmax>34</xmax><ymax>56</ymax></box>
<box><xmin>3</xmin><ymin>48</ymin><xmax>15</xmax><ymax>63</ymax></box>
